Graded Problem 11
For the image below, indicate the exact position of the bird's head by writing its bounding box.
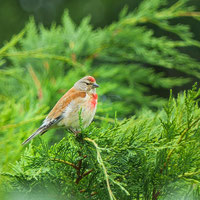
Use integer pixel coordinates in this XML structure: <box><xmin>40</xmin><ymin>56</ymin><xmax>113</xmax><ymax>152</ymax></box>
<box><xmin>74</xmin><ymin>76</ymin><xmax>99</xmax><ymax>93</ymax></box>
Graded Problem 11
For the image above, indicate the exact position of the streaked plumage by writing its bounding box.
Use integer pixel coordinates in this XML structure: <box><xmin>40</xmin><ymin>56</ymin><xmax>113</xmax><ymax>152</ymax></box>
<box><xmin>22</xmin><ymin>76</ymin><xmax>99</xmax><ymax>145</ymax></box>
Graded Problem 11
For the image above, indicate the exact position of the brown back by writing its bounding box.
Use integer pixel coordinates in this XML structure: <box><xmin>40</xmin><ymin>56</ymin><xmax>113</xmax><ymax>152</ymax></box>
<box><xmin>47</xmin><ymin>88</ymin><xmax>86</xmax><ymax>119</ymax></box>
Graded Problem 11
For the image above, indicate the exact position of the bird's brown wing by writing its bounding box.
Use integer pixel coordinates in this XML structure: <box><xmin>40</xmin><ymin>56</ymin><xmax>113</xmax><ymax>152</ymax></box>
<box><xmin>47</xmin><ymin>88</ymin><xmax>86</xmax><ymax>120</ymax></box>
<box><xmin>22</xmin><ymin>88</ymin><xmax>86</xmax><ymax>145</ymax></box>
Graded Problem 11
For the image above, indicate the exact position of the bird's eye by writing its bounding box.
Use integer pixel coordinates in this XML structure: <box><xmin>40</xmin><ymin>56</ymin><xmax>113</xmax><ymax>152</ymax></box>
<box><xmin>84</xmin><ymin>82</ymin><xmax>90</xmax><ymax>85</ymax></box>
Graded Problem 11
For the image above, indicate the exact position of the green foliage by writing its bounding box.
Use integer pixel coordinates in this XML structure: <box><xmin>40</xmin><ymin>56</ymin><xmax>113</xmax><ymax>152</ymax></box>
<box><xmin>2</xmin><ymin>85</ymin><xmax>200</xmax><ymax>200</ymax></box>
<box><xmin>1</xmin><ymin>0</ymin><xmax>200</xmax><ymax>199</ymax></box>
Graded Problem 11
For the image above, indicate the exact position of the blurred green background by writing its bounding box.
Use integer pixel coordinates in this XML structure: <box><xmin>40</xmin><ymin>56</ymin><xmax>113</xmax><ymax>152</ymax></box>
<box><xmin>2</xmin><ymin>0</ymin><xmax>140</xmax><ymax>42</ymax></box>
<box><xmin>1</xmin><ymin>0</ymin><xmax>200</xmax><ymax>43</ymax></box>
<box><xmin>1</xmin><ymin>0</ymin><xmax>200</xmax><ymax>98</ymax></box>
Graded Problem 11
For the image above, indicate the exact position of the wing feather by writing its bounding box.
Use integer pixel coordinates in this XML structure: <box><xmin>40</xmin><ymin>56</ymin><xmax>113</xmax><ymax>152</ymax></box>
<box><xmin>47</xmin><ymin>88</ymin><xmax>86</xmax><ymax>119</ymax></box>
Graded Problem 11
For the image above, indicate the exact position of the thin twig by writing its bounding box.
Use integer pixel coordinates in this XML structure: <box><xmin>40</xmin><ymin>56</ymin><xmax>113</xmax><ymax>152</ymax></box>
<box><xmin>76</xmin><ymin>169</ymin><xmax>93</xmax><ymax>184</ymax></box>
<box><xmin>121</xmin><ymin>11</ymin><xmax>200</xmax><ymax>27</ymax></box>
<box><xmin>28</xmin><ymin>66</ymin><xmax>43</xmax><ymax>100</ymax></box>
<box><xmin>84</xmin><ymin>137</ymin><xmax>117</xmax><ymax>200</ymax></box>
<box><xmin>50</xmin><ymin>158</ymin><xmax>78</xmax><ymax>170</ymax></box>
<box><xmin>176</xmin><ymin>11</ymin><xmax>200</xmax><ymax>17</ymax></box>
<box><xmin>152</xmin><ymin>189</ymin><xmax>160</xmax><ymax>200</ymax></box>
<box><xmin>178</xmin><ymin>170</ymin><xmax>200</xmax><ymax>178</ymax></box>
<box><xmin>82</xmin><ymin>169</ymin><xmax>93</xmax><ymax>177</ymax></box>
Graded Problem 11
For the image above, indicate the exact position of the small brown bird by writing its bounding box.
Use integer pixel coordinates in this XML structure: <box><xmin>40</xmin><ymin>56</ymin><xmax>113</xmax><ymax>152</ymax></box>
<box><xmin>22</xmin><ymin>76</ymin><xmax>99</xmax><ymax>145</ymax></box>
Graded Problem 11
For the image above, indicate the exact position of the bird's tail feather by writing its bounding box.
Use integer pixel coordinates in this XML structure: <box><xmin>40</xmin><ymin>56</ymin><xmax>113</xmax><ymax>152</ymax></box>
<box><xmin>22</xmin><ymin>126</ymin><xmax>47</xmax><ymax>145</ymax></box>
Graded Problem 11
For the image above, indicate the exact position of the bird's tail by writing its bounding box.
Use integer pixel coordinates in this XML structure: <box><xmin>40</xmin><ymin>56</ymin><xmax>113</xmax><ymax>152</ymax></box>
<box><xmin>22</xmin><ymin>126</ymin><xmax>47</xmax><ymax>145</ymax></box>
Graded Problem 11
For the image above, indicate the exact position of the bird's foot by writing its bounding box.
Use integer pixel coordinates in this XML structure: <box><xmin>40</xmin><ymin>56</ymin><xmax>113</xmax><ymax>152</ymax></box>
<box><xmin>69</xmin><ymin>128</ymin><xmax>81</xmax><ymax>137</ymax></box>
<box><xmin>68</xmin><ymin>128</ymin><xmax>84</xmax><ymax>143</ymax></box>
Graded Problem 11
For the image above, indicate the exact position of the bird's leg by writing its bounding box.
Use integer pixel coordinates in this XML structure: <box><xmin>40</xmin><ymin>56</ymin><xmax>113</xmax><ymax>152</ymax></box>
<box><xmin>68</xmin><ymin>128</ymin><xmax>84</xmax><ymax>143</ymax></box>
<box><xmin>69</xmin><ymin>128</ymin><xmax>81</xmax><ymax>137</ymax></box>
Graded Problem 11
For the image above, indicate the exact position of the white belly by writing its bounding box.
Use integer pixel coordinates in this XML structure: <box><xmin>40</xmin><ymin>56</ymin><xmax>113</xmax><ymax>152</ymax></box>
<box><xmin>58</xmin><ymin>94</ymin><xmax>97</xmax><ymax>131</ymax></box>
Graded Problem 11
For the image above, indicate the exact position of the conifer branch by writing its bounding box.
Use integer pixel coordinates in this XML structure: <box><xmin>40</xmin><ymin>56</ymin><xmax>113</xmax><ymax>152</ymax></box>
<box><xmin>121</xmin><ymin>11</ymin><xmax>200</xmax><ymax>26</ymax></box>
<box><xmin>51</xmin><ymin>156</ymin><xmax>93</xmax><ymax>185</ymax></box>
<box><xmin>75</xmin><ymin>153</ymin><xmax>92</xmax><ymax>184</ymax></box>
<box><xmin>95</xmin><ymin>115</ymin><xmax>115</xmax><ymax>123</ymax></box>
<box><xmin>1</xmin><ymin>115</ymin><xmax>46</xmax><ymax>130</ymax></box>
<box><xmin>0</xmin><ymin>29</ymin><xmax>26</xmax><ymax>55</ymax></box>
<box><xmin>165</xmin><ymin>117</ymin><xmax>200</xmax><ymax>166</ymax></box>
<box><xmin>154</xmin><ymin>117</ymin><xmax>200</xmax><ymax>199</ymax></box>
<box><xmin>2</xmin><ymin>51</ymin><xmax>82</xmax><ymax>68</ymax></box>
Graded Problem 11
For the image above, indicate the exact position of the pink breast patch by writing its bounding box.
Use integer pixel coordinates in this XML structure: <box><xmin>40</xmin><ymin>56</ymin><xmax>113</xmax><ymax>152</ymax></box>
<box><xmin>91</xmin><ymin>93</ymin><xmax>98</xmax><ymax>108</ymax></box>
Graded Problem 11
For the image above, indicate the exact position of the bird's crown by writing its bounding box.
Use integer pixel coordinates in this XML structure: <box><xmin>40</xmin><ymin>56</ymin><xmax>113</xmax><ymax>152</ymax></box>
<box><xmin>73</xmin><ymin>76</ymin><xmax>99</xmax><ymax>92</ymax></box>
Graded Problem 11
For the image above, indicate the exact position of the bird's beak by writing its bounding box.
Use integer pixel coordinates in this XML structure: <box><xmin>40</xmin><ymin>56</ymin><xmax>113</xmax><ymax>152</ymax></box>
<box><xmin>92</xmin><ymin>83</ymin><xmax>99</xmax><ymax>88</ymax></box>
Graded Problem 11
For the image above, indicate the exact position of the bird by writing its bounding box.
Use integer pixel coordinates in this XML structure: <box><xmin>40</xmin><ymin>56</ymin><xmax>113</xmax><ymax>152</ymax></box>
<box><xmin>22</xmin><ymin>76</ymin><xmax>99</xmax><ymax>145</ymax></box>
